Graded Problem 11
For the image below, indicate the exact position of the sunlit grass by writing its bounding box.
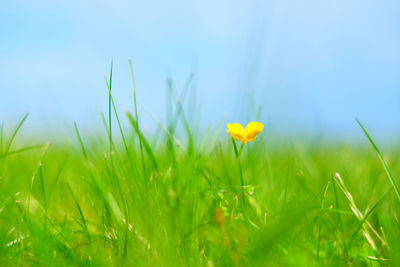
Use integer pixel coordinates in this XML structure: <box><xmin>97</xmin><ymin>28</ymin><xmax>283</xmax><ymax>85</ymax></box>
<box><xmin>0</xmin><ymin>66</ymin><xmax>399</xmax><ymax>266</ymax></box>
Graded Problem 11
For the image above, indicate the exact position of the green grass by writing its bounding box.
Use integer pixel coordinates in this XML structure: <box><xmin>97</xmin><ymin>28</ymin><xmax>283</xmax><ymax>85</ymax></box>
<box><xmin>1</xmin><ymin>71</ymin><xmax>400</xmax><ymax>266</ymax></box>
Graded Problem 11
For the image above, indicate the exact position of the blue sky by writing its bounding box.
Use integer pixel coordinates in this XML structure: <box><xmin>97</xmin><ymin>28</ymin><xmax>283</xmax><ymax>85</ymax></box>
<box><xmin>1</xmin><ymin>0</ymin><xmax>400</xmax><ymax>139</ymax></box>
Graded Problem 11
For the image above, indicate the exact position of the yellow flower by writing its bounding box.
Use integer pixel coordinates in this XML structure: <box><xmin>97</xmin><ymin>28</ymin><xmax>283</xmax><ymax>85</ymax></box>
<box><xmin>226</xmin><ymin>122</ymin><xmax>264</xmax><ymax>144</ymax></box>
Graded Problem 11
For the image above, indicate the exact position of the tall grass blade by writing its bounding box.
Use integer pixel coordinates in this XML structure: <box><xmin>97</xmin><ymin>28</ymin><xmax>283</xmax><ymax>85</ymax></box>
<box><xmin>231</xmin><ymin>139</ymin><xmax>245</xmax><ymax>205</ymax></box>
<box><xmin>334</xmin><ymin>173</ymin><xmax>384</xmax><ymax>255</ymax></box>
<box><xmin>5</xmin><ymin>113</ymin><xmax>29</xmax><ymax>154</ymax></box>
<box><xmin>0</xmin><ymin>121</ymin><xmax>3</xmax><ymax>151</ymax></box>
<box><xmin>129</xmin><ymin>59</ymin><xmax>146</xmax><ymax>174</ymax></box>
<box><xmin>317</xmin><ymin>181</ymin><xmax>330</xmax><ymax>260</ymax></box>
<box><xmin>356</xmin><ymin>118</ymin><xmax>400</xmax><ymax>203</ymax></box>
<box><xmin>68</xmin><ymin>184</ymin><xmax>90</xmax><ymax>241</ymax></box>
<box><xmin>126</xmin><ymin>111</ymin><xmax>158</xmax><ymax>172</ymax></box>
<box><xmin>108</xmin><ymin>60</ymin><xmax>113</xmax><ymax>152</ymax></box>
<box><xmin>39</xmin><ymin>165</ymin><xmax>47</xmax><ymax>230</ymax></box>
<box><xmin>74</xmin><ymin>122</ymin><xmax>88</xmax><ymax>160</ymax></box>
<box><xmin>139</xmin><ymin>104</ymin><xmax>185</xmax><ymax>150</ymax></box>
<box><xmin>105</xmin><ymin>74</ymin><xmax>129</xmax><ymax>155</ymax></box>
<box><xmin>0</xmin><ymin>144</ymin><xmax>47</xmax><ymax>158</ymax></box>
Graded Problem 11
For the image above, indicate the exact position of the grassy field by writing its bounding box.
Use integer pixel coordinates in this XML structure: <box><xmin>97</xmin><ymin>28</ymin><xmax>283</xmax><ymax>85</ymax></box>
<box><xmin>1</xmin><ymin>69</ymin><xmax>400</xmax><ymax>266</ymax></box>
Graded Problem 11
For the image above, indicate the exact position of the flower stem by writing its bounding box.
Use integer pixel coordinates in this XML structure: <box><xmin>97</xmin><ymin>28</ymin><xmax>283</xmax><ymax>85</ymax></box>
<box><xmin>231</xmin><ymin>138</ymin><xmax>245</xmax><ymax>205</ymax></box>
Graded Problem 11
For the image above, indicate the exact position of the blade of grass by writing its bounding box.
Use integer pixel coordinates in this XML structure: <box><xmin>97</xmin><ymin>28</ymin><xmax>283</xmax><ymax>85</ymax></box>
<box><xmin>199</xmin><ymin>123</ymin><xmax>212</xmax><ymax>153</ymax></box>
<box><xmin>4</xmin><ymin>113</ymin><xmax>29</xmax><ymax>155</ymax></box>
<box><xmin>356</xmin><ymin>118</ymin><xmax>400</xmax><ymax>203</ymax></box>
<box><xmin>171</xmin><ymin>72</ymin><xmax>194</xmax><ymax>133</ymax></box>
<box><xmin>173</xmin><ymin>87</ymin><xmax>193</xmax><ymax>155</ymax></box>
<box><xmin>49</xmin><ymin>153</ymin><xmax>69</xmax><ymax>200</ymax></box>
<box><xmin>126</xmin><ymin>111</ymin><xmax>158</xmax><ymax>172</ymax></box>
<box><xmin>334</xmin><ymin>173</ymin><xmax>383</xmax><ymax>255</ymax></box>
<box><xmin>101</xmin><ymin>112</ymin><xmax>111</xmax><ymax>141</ymax></box>
<box><xmin>108</xmin><ymin>60</ymin><xmax>113</xmax><ymax>152</ymax></box>
<box><xmin>331</xmin><ymin>176</ymin><xmax>347</xmax><ymax>253</ymax></box>
<box><xmin>105</xmin><ymin>74</ymin><xmax>129</xmax><ymax>155</ymax></box>
<box><xmin>280</xmin><ymin>166</ymin><xmax>291</xmax><ymax>213</ymax></box>
<box><xmin>39</xmin><ymin>165</ymin><xmax>47</xmax><ymax>230</ymax></box>
<box><xmin>0</xmin><ymin>121</ymin><xmax>3</xmax><ymax>151</ymax></box>
<box><xmin>139</xmin><ymin>103</ymin><xmax>185</xmax><ymax>150</ymax></box>
<box><xmin>129</xmin><ymin>59</ymin><xmax>146</xmax><ymax>176</ymax></box>
<box><xmin>25</xmin><ymin>144</ymin><xmax>49</xmax><ymax>218</ymax></box>
<box><xmin>166</xmin><ymin>77</ymin><xmax>177</xmax><ymax>175</ymax></box>
<box><xmin>205</xmin><ymin>115</ymin><xmax>226</xmax><ymax>152</ymax></box>
<box><xmin>165</xmin><ymin>74</ymin><xmax>195</xmax><ymax>157</ymax></box>
<box><xmin>73</xmin><ymin>122</ymin><xmax>88</xmax><ymax>161</ymax></box>
<box><xmin>68</xmin><ymin>184</ymin><xmax>90</xmax><ymax>241</ymax></box>
<box><xmin>317</xmin><ymin>181</ymin><xmax>330</xmax><ymax>261</ymax></box>
<box><xmin>0</xmin><ymin>144</ymin><xmax>47</xmax><ymax>158</ymax></box>
<box><xmin>231</xmin><ymin>138</ymin><xmax>245</xmax><ymax>205</ymax></box>
<box><xmin>347</xmin><ymin>188</ymin><xmax>391</xmax><ymax>249</ymax></box>
<box><xmin>169</xmin><ymin>73</ymin><xmax>195</xmax><ymax>151</ymax></box>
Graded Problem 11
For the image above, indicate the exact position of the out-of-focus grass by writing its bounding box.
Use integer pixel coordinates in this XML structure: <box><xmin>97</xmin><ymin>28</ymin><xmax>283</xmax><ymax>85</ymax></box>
<box><xmin>1</xmin><ymin>69</ymin><xmax>400</xmax><ymax>266</ymax></box>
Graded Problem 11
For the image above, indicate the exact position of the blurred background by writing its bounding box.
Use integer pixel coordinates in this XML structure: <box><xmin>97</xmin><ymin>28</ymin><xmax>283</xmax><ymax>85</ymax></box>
<box><xmin>1</xmin><ymin>0</ymin><xmax>400</xmax><ymax>140</ymax></box>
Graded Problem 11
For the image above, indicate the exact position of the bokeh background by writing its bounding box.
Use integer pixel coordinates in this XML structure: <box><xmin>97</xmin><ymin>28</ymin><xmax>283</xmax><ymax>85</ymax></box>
<box><xmin>1</xmin><ymin>0</ymin><xmax>400</xmax><ymax>139</ymax></box>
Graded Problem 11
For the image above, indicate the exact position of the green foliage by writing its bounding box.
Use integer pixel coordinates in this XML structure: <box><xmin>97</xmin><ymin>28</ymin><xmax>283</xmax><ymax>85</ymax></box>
<box><xmin>0</xmin><ymin>72</ymin><xmax>399</xmax><ymax>266</ymax></box>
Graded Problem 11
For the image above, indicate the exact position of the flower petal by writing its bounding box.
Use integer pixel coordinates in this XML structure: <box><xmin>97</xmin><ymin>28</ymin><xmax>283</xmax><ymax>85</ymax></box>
<box><xmin>227</xmin><ymin>123</ymin><xmax>245</xmax><ymax>134</ymax></box>
<box><xmin>245</xmin><ymin>122</ymin><xmax>264</xmax><ymax>140</ymax></box>
<box><xmin>226</xmin><ymin>123</ymin><xmax>245</xmax><ymax>142</ymax></box>
<box><xmin>246</xmin><ymin>135</ymin><xmax>257</xmax><ymax>142</ymax></box>
<box><xmin>227</xmin><ymin>130</ymin><xmax>244</xmax><ymax>142</ymax></box>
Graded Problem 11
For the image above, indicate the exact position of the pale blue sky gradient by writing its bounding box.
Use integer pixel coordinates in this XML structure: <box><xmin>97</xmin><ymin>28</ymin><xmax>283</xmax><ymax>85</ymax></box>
<box><xmin>1</xmin><ymin>0</ymin><xmax>400</xmax><ymax>139</ymax></box>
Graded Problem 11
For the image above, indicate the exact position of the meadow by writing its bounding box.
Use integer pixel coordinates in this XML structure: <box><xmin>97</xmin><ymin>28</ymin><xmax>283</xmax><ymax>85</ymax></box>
<box><xmin>0</xmin><ymin>65</ymin><xmax>399</xmax><ymax>266</ymax></box>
